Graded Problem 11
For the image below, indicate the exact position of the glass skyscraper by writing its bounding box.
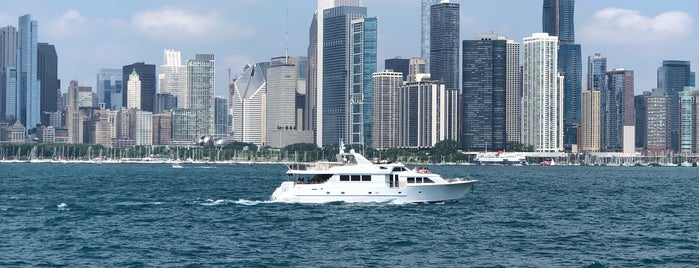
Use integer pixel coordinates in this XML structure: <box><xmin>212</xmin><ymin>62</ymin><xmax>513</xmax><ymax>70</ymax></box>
<box><xmin>187</xmin><ymin>54</ymin><xmax>215</xmax><ymax>137</ymax></box>
<box><xmin>462</xmin><ymin>34</ymin><xmax>507</xmax><ymax>151</ymax></box>
<box><xmin>96</xmin><ymin>69</ymin><xmax>123</xmax><ymax>110</ymax></box>
<box><xmin>321</xmin><ymin>4</ymin><xmax>368</xmax><ymax>146</ymax></box>
<box><xmin>657</xmin><ymin>60</ymin><xmax>692</xmax><ymax>152</ymax></box>
<box><xmin>430</xmin><ymin>1</ymin><xmax>460</xmax><ymax>90</ymax></box>
<box><xmin>421</xmin><ymin>0</ymin><xmax>438</xmax><ymax>71</ymax></box>
<box><xmin>17</xmin><ymin>14</ymin><xmax>39</xmax><ymax>131</ymax></box>
<box><xmin>37</xmin><ymin>43</ymin><xmax>59</xmax><ymax>126</ymax></box>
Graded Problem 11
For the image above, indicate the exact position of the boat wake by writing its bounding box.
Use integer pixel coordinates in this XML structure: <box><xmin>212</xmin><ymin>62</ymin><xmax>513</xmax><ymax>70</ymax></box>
<box><xmin>192</xmin><ymin>199</ymin><xmax>278</xmax><ymax>206</ymax></box>
<box><xmin>115</xmin><ymin>201</ymin><xmax>164</xmax><ymax>206</ymax></box>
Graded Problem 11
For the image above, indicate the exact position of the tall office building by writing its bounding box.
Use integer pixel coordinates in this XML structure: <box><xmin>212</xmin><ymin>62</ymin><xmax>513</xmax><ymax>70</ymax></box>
<box><xmin>159</xmin><ymin>49</ymin><xmax>187</xmax><ymax>108</ymax></box>
<box><xmin>266</xmin><ymin>60</ymin><xmax>298</xmax><ymax>144</ymax></box>
<box><xmin>126</xmin><ymin>69</ymin><xmax>142</xmax><ymax>110</ymax></box>
<box><xmin>421</xmin><ymin>0</ymin><xmax>439</xmax><ymax>66</ymax></box>
<box><xmin>352</xmin><ymin>17</ymin><xmax>377</xmax><ymax>146</ymax></box>
<box><xmin>155</xmin><ymin>93</ymin><xmax>177</xmax><ymax>114</ymax></box>
<box><xmin>17</xmin><ymin>14</ymin><xmax>40</xmax><ymax>131</ymax></box>
<box><xmin>634</xmin><ymin>92</ymin><xmax>649</xmax><ymax>149</ymax></box>
<box><xmin>129</xmin><ymin>109</ymin><xmax>152</xmax><ymax>146</ymax></box>
<box><xmin>602</xmin><ymin>69</ymin><xmax>634</xmax><ymax>152</ymax></box>
<box><xmin>231</xmin><ymin>63</ymin><xmax>266</xmax><ymax>146</ymax></box>
<box><xmin>657</xmin><ymin>60</ymin><xmax>692</xmax><ymax>152</ymax></box>
<box><xmin>430</xmin><ymin>1</ymin><xmax>460</xmax><ymax>90</ymax></box>
<box><xmin>152</xmin><ymin>112</ymin><xmax>172</xmax><ymax>145</ymax></box>
<box><xmin>371</xmin><ymin>70</ymin><xmax>402</xmax><ymax>149</ymax></box>
<box><xmin>580</xmin><ymin>90</ymin><xmax>600</xmax><ymax>152</ymax></box>
<box><xmin>385</xmin><ymin>57</ymin><xmax>410</xmax><ymax>82</ymax></box>
<box><xmin>462</xmin><ymin>34</ymin><xmax>507</xmax><ymax>151</ymax></box>
<box><xmin>186</xmin><ymin>54</ymin><xmax>215</xmax><ymax>137</ymax></box>
<box><xmin>37</xmin><ymin>43</ymin><xmax>58</xmax><ymax>126</ymax></box>
<box><xmin>505</xmin><ymin>39</ymin><xmax>522</xmax><ymax>144</ymax></box>
<box><xmin>122</xmin><ymin>62</ymin><xmax>156</xmax><ymax>112</ymax></box>
<box><xmin>314</xmin><ymin>0</ymin><xmax>364</xmax><ymax>146</ymax></box>
<box><xmin>96</xmin><ymin>69</ymin><xmax>122</xmax><ymax>110</ymax></box>
<box><xmin>0</xmin><ymin>26</ymin><xmax>17</xmax><ymax>120</ymax></box>
<box><xmin>321</xmin><ymin>4</ymin><xmax>370</xmax><ymax>146</ymax></box>
<box><xmin>522</xmin><ymin>33</ymin><xmax>563</xmax><ymax>152</ymax></box>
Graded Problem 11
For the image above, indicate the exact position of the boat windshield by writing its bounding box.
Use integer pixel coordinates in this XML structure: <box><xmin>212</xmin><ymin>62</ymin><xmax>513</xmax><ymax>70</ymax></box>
<box><xmin>295</xmin><ymin>174</ymin><xmax>332</xmax><ymax>184</ymax></box>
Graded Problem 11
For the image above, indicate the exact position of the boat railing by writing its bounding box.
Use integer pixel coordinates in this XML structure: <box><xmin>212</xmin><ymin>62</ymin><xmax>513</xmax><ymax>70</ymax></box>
<box><xmin>287</xmin><ymin>162</ymin><xmax>345</xmax><ymax>171</ymax></box>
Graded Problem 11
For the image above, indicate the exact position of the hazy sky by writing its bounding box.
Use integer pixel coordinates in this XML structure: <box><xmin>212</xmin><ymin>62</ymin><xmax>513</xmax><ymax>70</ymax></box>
<box><xmin>1</xmin><ymin>0</ymin><xmax>697</xmax><ymax>97</ymax></box>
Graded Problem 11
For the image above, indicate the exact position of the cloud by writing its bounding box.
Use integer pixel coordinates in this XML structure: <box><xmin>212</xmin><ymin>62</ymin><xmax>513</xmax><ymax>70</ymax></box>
<box><xmin>581</xmin><ymin>8</ymin><xmax>693</xmax><ymax>44</ymax></box>
<box><xmin>44</xmin><ymin>10</ymin><xmax>88</xmax><ymax>39</ymax></box>
<box><xmin>131</xmin><ymin>8</ymin><xmax>254</xmax><ymax>40</ymax></box>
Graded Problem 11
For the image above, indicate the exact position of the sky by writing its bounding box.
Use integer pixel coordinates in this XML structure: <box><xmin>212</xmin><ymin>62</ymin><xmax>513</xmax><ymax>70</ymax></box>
<box><xmin>1</xmin><ymin>0</ymin><xmax>697</xmax><ymax>97</ymax></box>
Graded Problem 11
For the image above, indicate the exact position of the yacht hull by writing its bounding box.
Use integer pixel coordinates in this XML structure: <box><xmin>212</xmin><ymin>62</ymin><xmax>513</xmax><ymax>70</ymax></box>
<box><xmin>271</xmin><ymin>180</ymin><xmax>476</xmax><ymax>203</ymax></box>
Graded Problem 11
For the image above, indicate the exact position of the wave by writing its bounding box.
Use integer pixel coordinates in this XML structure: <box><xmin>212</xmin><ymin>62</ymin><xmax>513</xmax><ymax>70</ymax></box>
<box><xmin>57</xmin><ymin>202</ymin><xmax>70</xmax><ymax>211</ymax></box>
<box><xmin>115</xmin><ymin>201</ymin><xmax>164</xmax><ymax>206</ymax></box>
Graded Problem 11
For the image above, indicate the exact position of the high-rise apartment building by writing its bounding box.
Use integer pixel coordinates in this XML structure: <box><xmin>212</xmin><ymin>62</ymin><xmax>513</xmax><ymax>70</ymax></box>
<box><xmin>371</xmin><ymin>70</ymin><xmax>402</xmax><ymax>149</ymax></box>
<box><xmin>645</xmin><ymin>89</ymin><xmax>670</xmax><ymax>155</ymax></box>
<box><xmin>37</xmin><ymin>43</ymin><xmax>58</xmax><ymax>126</ymax></box>
<box><xmin>657</xmin><ymin>60</ymin><xmax>692</xmax><ymax>152</ymax></box>
<box><xmin>17</xmin><ymin>14</ymin><xmax>40</xmax><ymax>131</ymax></box>
<box><xmin>152</xmin><ymin>112</ymin><xmax>172</xmax><ymax>145</ymax></box>
<box><xmin>522</xmin><ymin>33</ymin><xmax>563</xmax><ymax>152</ymax></box>
<box><xmin>159</xmin><ymin>49</ymin><xmax>187</xmax><ymax>108</ymax></box>
<box><xmin>186</xmin><ymin>54</ymin><xmax>215</xmax><ymax>137</ymax></box>
<box><xmin>129</xmin><ymin>109</ymin><xmax>152</xmax><ymax>146</ymax></box>
<box><xmin>408</xmin><ymin>57</ymin><xmax>427</xmax><ymax>82</ymax></box>
<box><xmin>634</xmin><ymin>92</ymin><xmax>649</xmax><ymax>149</ymax></box>
<box><xmin>398</xmin><ymin>79</ymin><xmax>458</xmax><ymax>148</ymax></box>
<box><xmin>580</xmin><ymin>90</ymin><xmax>600</xmax><ymax>152</ymax></box>
<box><xmin>679</xmin><ymin>87</ymin><xmax>698</xmax><ymax>153</ymax></box>
<box><xmin>462</xmin><ymin>34</ymin><xmax>507</xmax><ymax>151</ymax></box>
<box><xmin>505</xmin><ymin>39</ymin><xmax>522</xmax><ymax>144</ymax></box>
<box><xmin>122</xmin><ymin>62</ymin><xmax>155</xmax><ymax>112</ymax></box>
<box><xmin>430</xmin><ymin>1</ymin><xmax>460</xmax><ymax>90</ymax></box>
<box><xmin>587</xmin><ymin>53</ymin><xmax>607</xmax><ymax>91</ymax></box>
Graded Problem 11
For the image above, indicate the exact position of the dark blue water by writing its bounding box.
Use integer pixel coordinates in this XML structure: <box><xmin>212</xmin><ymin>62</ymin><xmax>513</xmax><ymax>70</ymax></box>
<box><xmin>1</xmin><ymin>163</ymin><xmax>698</xmax><ymax>267</ymax></box>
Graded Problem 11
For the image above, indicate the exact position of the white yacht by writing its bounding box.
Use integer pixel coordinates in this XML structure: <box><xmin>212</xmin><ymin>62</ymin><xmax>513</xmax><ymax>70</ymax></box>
<box><xmin>270</xmin><ymin>144</ymin><xmax>477</xmax><ymax>203</ymax></box>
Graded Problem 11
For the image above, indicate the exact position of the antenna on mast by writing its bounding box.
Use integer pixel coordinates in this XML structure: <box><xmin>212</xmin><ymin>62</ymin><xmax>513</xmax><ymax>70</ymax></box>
<box><xmin>285</xmin><ymin>8</ymin><xmax>289</xmax><ymax>62</ymax></box>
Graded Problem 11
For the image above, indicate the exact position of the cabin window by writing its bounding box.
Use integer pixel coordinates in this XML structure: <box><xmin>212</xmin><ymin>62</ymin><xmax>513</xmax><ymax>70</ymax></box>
<box><xmin>340</xmin><ymin>175</ymin><xmax>350</xmax><ymax>181</ymax></box>
<box><xmin>309</xmin><ymin>174</ymin><xmax>332</xmax><ymax>184</ymax></box>
<box><xmin>407</xmin><ymin>177</ymin><xmax>415</xmax><ymax>183</ymax></box>
<box><xmin>351</xmin><ymin>175</ymin><xmax>361</xmax><ymax>181</ymax></box>
<box><xmin>362</xmin><ymin>175</ymin><xmax>371</xmax><ymax>181</ymax></box>
<box><xmin>392</xmin><ymin>167</ymin><xmax>403</xmax><ymax>172</ymax></box>
<box><xmin>423</xmin><ymin>178</ymin><xmax>435</xmax><ymax>183</ymax></box>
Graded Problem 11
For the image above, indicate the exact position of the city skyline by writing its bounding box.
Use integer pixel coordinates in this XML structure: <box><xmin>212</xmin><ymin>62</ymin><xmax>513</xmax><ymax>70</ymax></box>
<box><xmin>0</xmin><ymin>0</ymin><xmax>696</xmax><ymax>98</ymax></box>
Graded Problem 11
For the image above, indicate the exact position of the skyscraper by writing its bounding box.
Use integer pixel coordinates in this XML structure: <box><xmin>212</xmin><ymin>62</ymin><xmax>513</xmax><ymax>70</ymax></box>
<box><xmin>421</xmin><ymin>0</ymin><xmax>438</xmax><ymax>70</ymax></box>
<box><xmin>305</xmin><ymin>12</ymin><xmax>318</xmax><ymax>137</ymax></box>
<box><xmin>679</xmin><ymin>87</ymin><xmax>699</xmax><ymax>152</ymax></box>
<box><xmin>186</xmin><ymin>54</ymin><xmax>215</xmax><ymax>137</ymax></box>
<box><xmin>214</xmin><ymin>96</ymin><xmax>228</xmax><ymax>139</ymax></box>
<box><xmin>559</xmin><ymin>44</ymin><xmax>582</xmax><ymax>145</ymax></box>
<box><xmin>505</xmin><ymin>39</ymin><xmax>522</xmax><ymax>144</ymax></box>
<box><xmin>657</xmin><ymin>60</ymin><xmax>692</xmax><ymax>152</ymax></box>
<box><xmin>126</xmin><ymin>69</ymin><xmax>141</xmax><ymax>110</ymax></box>
<box><xmin>321</xmin><ymin>4</ymin><xmax>368</xmax><ymax>146</ymax></box>
<box><xmin>522</xmin><ymin>33</ymin><xmax>563</xmax><ymax>152</ymax></box>
<box><xmin>580</xmin><ymin>90</ymin><xmax>600</xmax><ymax>152</ymax></box>
<box><xmin>543</xmin><ymin>0</ymin><xmax>580</xmax><ymax>148</ymax></box>
<box><xmin>159</xmin><ymin>49</ymin><xmax>186</xmax><ymax>108</ymax></box>
<box><xmin>232</xmin><ymin>63</ymin><xmax>266</xmax><ymax>146</ymax></box>
<box><xmin>37</xmin><ymin>43</ymin><xmax>58</xmax><ymax>126</ymax></box>
<box><xmin>122</xmin><ymin>62</ymin><xmax>156</xmax><ymax>112</ymax></box>
<box><xmin>0</xmin><ymin>26</ymin><xmax>17</xmax><ymax>120</ymax></box>
<box><xmin>602</xmin><ymin>69</ymin><xmax>634</xmax><ymax>152</ymax></box>
<box><xmin>17</xmin><ymin>14</ymin><xmax>40</xmax><ymax>131</ymax></box>
<box><xmin>96</xmin><ymin>69</ymin><xmax>123</xmax><ymax>110</ymax></box>
<box><xmin>462</xmin><ymin>34</ymin><xmax>507</xmax><ymax>151</ymax></box>
<box><xmin>371</xmin><ymin>70</ymin><xmax>402</xmax><ymax>149</ymax></box>
<box><xmin>385</xmin><ymin>57</ymin><xmax>409</xmax><ymax>82</ymax></box>
<box><xmin>542</xmin><ymin>0</ymin><xmax>575</xmax><ymax>45</ymax></box>
<box><xmin>430</xmin><ymin>1</ymin><xmax>460</xmax><ymax>90</ymax></box>
<box><xmin>587</xmin><ymin>53</ymin><xmax>607</xmax><ymax>91</ymax></box>
<box><xmin>645</xmin><ymin>89</ymin><xmax>670</xmax><ymax>155</ymax></box>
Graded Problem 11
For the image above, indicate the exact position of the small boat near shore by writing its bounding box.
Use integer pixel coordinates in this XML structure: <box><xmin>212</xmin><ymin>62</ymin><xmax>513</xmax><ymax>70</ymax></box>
<box><xmin>270</xmin><ymin>142</ymin><xmax>477</xmax><ymax>203</ymax></box>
